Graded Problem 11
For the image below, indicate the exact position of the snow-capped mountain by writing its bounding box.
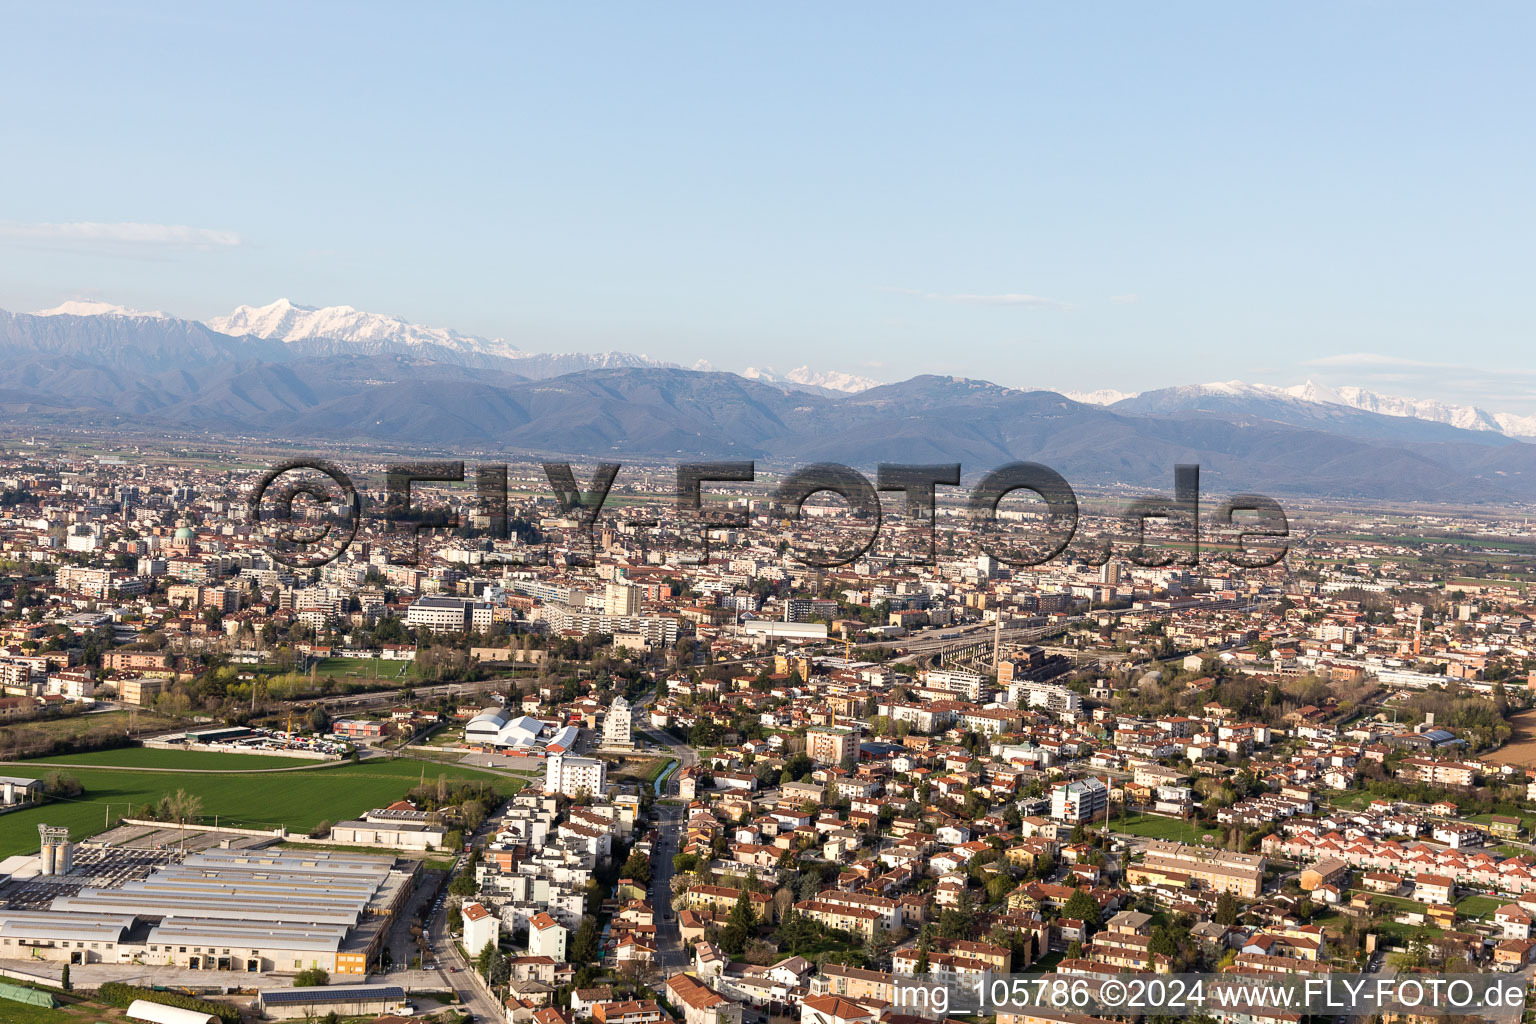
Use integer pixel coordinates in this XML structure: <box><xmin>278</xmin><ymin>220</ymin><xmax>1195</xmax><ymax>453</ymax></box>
<box><xmin>1110</xmin><ymin>379</ymin><xmax>1536</xmax><ymax>440</ymax></box>
<box><xmin>34</xmin><ymin>299</ymin><xmax>171</xmax><ymax>320</ymax></box>
<box><xmin>23</xmin><ymin>294</ymin><xmax>1536</xmax><ymax>439</ymax></box>
<box><xmin>742</xmin><ymin>365</ymin><xmax>880</xmax><ymax>394</ymax></box>
<box><xmin>208</xmin><ymin>298</ymin><xmax>523</xmax><ymax>362</ymax></box>
<box><xmin>1303</xmin><ymin>383</ymin><xmax>1536</xmax><ymax>438</ymax></box>
<box><xmin>206</xmin><ymin>298</ymin><xmax>674</xmax><ymax>377</ymax></box>
<box><xmin>1060</xmin><ymin>388</ymin><xmax>1135</xmax><ymax>406</ymax></box>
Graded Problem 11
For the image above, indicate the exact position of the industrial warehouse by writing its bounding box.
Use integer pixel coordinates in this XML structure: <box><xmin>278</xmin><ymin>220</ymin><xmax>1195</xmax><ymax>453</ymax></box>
<box><xmin>0</xmin><ymin>834</ymin><xmax>414</xmax><ymax>975</ymax></box>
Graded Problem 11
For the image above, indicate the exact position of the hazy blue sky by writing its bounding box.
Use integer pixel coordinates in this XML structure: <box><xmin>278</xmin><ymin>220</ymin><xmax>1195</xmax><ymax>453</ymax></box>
<box><xmin>2</xmin><ymin>3</ymin><xmax>1532</xmax><ymax>408</ymax></box>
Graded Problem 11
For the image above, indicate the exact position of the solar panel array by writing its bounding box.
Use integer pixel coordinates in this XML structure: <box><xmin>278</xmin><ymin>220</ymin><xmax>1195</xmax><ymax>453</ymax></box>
<box><xmin>259</xmin><ymin>985</ymin><xmax>405</xmax><ymax>1006</ymax></box>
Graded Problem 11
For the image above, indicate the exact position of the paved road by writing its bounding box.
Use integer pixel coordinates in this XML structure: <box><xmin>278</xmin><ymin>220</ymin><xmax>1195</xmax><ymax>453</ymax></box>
<box><xmin>648</xmin><ymin>801</ymin><xmax>688</xmax><ymax>971</ymax></box>
<box><xmin>424</xmin><ymin>841</ymin><xmax>505</xmax><ymax>1022</ymax></box>
<box><xmin>633</xmin><ymin>690</ymin><xmax>700</xmax><ymax>781</ymax></box>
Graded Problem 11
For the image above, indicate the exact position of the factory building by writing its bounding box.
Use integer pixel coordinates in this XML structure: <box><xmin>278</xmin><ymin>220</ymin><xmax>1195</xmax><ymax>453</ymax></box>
<box><xmin>0</xmin><ymin>776</ymin><xmax>43</xmax><ymax>807</ymax></box>
<box><xmin>329</xmin><ymin>807</ymin><xmax>449</xmax><ymax>851</ymax></box>
<box><xmin>0</xmin><ymin>848</ymin><xmax>413</xmax><ymax>974</ymax></box>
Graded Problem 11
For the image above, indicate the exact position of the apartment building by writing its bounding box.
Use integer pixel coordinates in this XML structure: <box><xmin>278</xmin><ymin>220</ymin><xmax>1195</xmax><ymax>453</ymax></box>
<box><xmin>667</xmin><ymin>972</ymin><xmax>743</xmax><ymax>1024</ymax></box>
<box><xmin>1128</xmin><ymin>840</ymin><xmax>1266</xmax><ymax>899</ymax></box>
<box><xmin>806</xmin><ymin>725</ymin><xmax>855</xmax><ymax>765</ymax></box>
<box><xmin>118</xmin><ymin>677</ymin><xmax>169</xmax><ymax>707</ymax></box>
<box><xmin>405</xmin><ymin>596</ymin><xmax>493</xmax><ymax>633</ymax></box>
<box><xmin>602</xmin><ymin>695</ymin><xmax>634</xmax><ymax>748</ymax></box>
<box><xmin>1050</xmin><ymin>777</ymin><xmax>1108</xmax><ymax>824</ymax></box>
<box><xmin>545</xmin><ymin>753</ymin><xmax>607</xmax><ymax>799</ymax></box>
<box><xmin>462</xmin><ymin>901</ymin><xmax>498</xmax><ymax>955</ymax></box>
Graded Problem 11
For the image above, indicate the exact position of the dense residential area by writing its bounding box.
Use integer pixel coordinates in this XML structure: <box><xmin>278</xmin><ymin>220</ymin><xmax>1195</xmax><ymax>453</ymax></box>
<box><xmin>2</xmin><ymin>447</ymin><xmax>1536</xmax><ymax>1024</ymax></box>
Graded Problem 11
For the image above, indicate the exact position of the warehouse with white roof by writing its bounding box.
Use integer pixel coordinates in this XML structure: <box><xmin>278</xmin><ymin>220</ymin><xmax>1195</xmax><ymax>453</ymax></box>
<box><xmin>0</xmin><ymin>848</ymin><xmax>412</xmax><ymax>974</ymax></box>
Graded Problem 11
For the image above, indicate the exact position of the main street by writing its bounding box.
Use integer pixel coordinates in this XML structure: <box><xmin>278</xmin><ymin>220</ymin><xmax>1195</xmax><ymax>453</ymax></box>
<box><xmin>421</xmin><ymin>840</ymin><xmax>505</xmax><ymax>1023</ymax></box>
<box><xmin>648</xmin><ymin>801</ymin><xmax>688</xmax><ymax>971</ymax></box>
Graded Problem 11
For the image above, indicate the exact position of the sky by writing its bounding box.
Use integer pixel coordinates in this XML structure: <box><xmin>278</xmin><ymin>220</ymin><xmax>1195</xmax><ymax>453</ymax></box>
<box><xmin>1</xmin><ymin>3</ymin><xmax>1533</xmax><ymax>410</ymax></box>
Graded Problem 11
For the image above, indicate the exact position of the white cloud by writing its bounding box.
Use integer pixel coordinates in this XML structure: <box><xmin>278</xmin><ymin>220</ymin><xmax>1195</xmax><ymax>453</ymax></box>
<box><xmin>885</xmin><ymin>286</ymin><xmax>1069</xmax><ymax>310</ymax></box>
<box><xmin>1302</xmin><ymin>352</ymin><xmax>1449</xmax><ymax>370</ymax></box>
<box><xmin>944</xmin><ymin>292</ymin><xmax>1067</xmax><ymax>308</ymax></box>
<box><xmin>0</xmin><ymin>220</ymin><xmax>242</xmax><ymax>248</ymax></box>
<box><xmin>1110</xmin><ymin>293</ymin><xmax>1140</xmax><ymax>305</ymax></box>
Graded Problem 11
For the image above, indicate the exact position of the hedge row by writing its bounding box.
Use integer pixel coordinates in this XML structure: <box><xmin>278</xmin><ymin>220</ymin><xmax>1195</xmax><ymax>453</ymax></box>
<box><xmin>95</xmin><ymin>982</ymin><xmax>240</xmax><ymax>1024</ymax></box>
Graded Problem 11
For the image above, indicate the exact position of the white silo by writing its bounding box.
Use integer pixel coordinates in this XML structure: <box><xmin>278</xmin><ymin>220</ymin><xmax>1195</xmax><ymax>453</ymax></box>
<box><xmin>36</xmin><ymin>824</ymin><xmax>69</xmax><ymax>876</ymax></box>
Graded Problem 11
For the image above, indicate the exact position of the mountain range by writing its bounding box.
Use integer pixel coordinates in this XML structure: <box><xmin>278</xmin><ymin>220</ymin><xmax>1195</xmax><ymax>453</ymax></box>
<box><xmin>1095</xmin><ymin>380</ymin><xmax>1536</xmax><ymax>440</ymax></box>
<box><xmin>1</xmin><ymin>299</ymin><xmax>1532</xmax><ymax>502</ymax></box>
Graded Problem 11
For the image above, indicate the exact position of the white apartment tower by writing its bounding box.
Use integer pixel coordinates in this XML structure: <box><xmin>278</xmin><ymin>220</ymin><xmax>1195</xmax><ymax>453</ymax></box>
<box><xmin>602</xmin><ymin>695</ymin><xmax>635</xmax><ymax>748</ymax></box>
<box><xmin>603</xmin><ymin>582</ymin><xmax>642</xmax><ymax>617</ymax></box>
<box><xmin>545</xmin><ymin>752</ymin><xmax>607</xmax><ymax>800</ymax></box>
<box><xmin>1051</xmin><ymin>777</ymin><xmax>1108</xmax><ymax>824</ymax></box>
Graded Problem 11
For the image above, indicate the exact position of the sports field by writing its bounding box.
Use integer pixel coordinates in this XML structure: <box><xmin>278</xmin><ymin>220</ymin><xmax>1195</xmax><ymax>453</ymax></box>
<box><xmin>0</xmin><ymin>756</ymin><xmax>521</xmax><ymax>858</ymax></box>
<box><xmin>309</xmin><ymin>656</ymin><xmax>415</xmax><ymax>680</ymax></box>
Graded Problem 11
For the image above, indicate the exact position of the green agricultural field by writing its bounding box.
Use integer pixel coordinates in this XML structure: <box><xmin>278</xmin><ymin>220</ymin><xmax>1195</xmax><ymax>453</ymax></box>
<box><xmin>11</xmin><ymin>747</ymin><xmax>314</xmax><ymax>770</ymax></box>
<box><xmin>0</xmin><ymin>758</ymin><xmax>522</xmax><ymax>858</ymax></box>
<box><xmin>1111</xmin><ymin>813</ymin><xmax>1217</xmax><ymax>845</ymax></box>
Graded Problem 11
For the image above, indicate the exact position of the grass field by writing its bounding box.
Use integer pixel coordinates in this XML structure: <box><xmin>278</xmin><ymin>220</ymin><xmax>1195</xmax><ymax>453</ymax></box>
<box><xmin>1464</xmin><ymin>811</ymin><xmax>1536</xmax><ymax>833</ymax></box>
<box><xmin>0</xmin><ymin>757</ymin><xmax>522</xmax><ymax>858</ymax></box>
<box><xmin>309</xmin><ymin>656</ymin><xmax>415</xmax><ymax>680</ymax></box>
<box><xmin>1373</xmin><ymin>918</ymin><xmax>1443</xmax><ymax>943</ymax></box>
<box><xmin>1111</xmin><ymin>813</ymin><xmax>1217</xmax><ymax>845</ymax></box>
<box><xmin>11</xmin><ymin>747</ymin><xmax>314</xmax><ymax>770</ymax></box>
<box><xmin>1025</xmin><ymin>950</ymin><xmax>1065</xmax><ymax>975</ymax></box>
<box><xmin>1324</xmin><ymin>790</ymin><xmax>1380</xmax><ymax>810</ymax></box>
<box><xmin>0</xmin><ymin>1003</ymin><xmax>75</xmax><ymax>1024</ymax></box>
<box><xmin>1456</xmin><ymin>894</ymin><xmax>1503</xmax><ymax>920</ymax></box>
<box><xmin>602</xmin><ymin>756</ymin><xmax>668</xmax><ymax>783</ymax></box>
